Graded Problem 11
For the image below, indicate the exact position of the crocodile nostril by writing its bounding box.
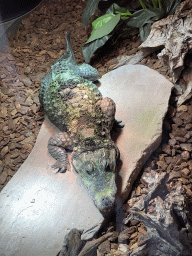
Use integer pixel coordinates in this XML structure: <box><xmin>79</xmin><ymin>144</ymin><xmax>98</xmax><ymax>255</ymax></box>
<box><xmin>100</xmin><ymin>196</ymin><xmax>115</xmax><ymax>209</ymax></box>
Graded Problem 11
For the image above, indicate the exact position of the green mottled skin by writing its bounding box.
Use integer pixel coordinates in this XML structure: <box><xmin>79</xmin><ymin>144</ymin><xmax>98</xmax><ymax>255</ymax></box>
<box><xmin>40</xmin><ymin>64</ymin><xmax>102</xmax><ymax>133</ymax></box>
<box><xmin>39</xmin><ymin>33</ymin><xmax>120</xmax><ymax>213</ymax></box>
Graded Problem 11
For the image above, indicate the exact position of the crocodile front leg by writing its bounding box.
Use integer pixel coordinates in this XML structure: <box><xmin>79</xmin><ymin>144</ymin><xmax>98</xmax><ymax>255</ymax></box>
<box><xmin>48</xmin><ymin>132</ymin><xmax>73</xmax><ymax>173</ymax></box>
<box><xmin>99</xmin><ymin>97</ymin><xmax>116</xmax><ymax>135</ymax></box>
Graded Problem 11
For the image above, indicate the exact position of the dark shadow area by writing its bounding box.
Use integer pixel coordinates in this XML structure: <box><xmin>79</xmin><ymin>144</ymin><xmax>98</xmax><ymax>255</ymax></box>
<box><xmin>0</xmin><ymin>0</ymin><xmax>43</xmax><ymax>22</ymax></box>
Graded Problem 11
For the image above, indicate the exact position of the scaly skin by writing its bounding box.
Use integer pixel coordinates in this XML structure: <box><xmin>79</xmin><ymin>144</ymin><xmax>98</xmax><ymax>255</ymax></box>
<box><xmin>39</xmin><ymin>33</ymin><xmax>120</xmax><ymax>213</ymax></box>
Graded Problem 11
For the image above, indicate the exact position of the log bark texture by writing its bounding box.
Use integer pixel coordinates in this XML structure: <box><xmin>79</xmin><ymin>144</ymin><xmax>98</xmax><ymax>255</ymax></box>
<box><xmin>140</xmin><ymin>0</ymin><xmax>192</xmax><ymax>82</ymax></box>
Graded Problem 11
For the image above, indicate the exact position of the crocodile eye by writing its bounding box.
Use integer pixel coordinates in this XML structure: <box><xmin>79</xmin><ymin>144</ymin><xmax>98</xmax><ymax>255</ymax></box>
<box><xmin>85</xmin><ymin>163</ymin><xmax>94</xmax><ymax>175</ymax></box>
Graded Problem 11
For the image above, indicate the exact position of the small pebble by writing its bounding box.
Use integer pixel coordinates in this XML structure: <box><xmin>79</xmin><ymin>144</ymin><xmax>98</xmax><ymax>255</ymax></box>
<box><xmin>129</xmin><ymin>219</ymin><xmax>140</xmax><ymax>226</ymax></box>
<box><xmin>177</xmin><ymin>105</ymin><xmax>188</xmax><ymax>112</ymax></box>
<box><xmin>185</xmin><ymin>132</ymin><xmax>192</xmax><ymax>139</ymax></box>
<box><xmin>2</xmin><ymin>126</ymin><xmax>8</xmax><ymax>132</ymax></box>
<box><xmin>118</xmin><ymin>244</ymin><xmax>129</xmax><ymax>253</ymax></box>
<box><xmin>169</xmin><ymin>138</ymin><xmax>177</xmax><ymax>147</ymax></box>
<box><xmin>118</xmin><ymin>228</ymin><xmax>130</xmax><ymax>243</ymax></box>
<box><xmin>168</xmin><ymin>171</ymin><xmax>181</xmax><ymax>181</ymax></box>
<box><xmin>179</xmin><ymin>112</ymin><xmax>191</xmax><ymax>122</ymax></box>
<box><xmin>111</xmin><ymin>243</ymin><xmax>118</xmax><ymax>250</ymax></box>
<box><xmin>180</xmin><ymin>143</ymin><xmax>192</xmax><ymax>152</ymax></box>
<box><xmin>162</xmin><ymin>144</ymin><xmax>171</xmax><ymax>155</ymax></box>
<box><xmin>181</xmin><ymin>151</ymin><xmax>190</xmax><ymax>160</ymax></box>
<box><xmin>172</xmin><ymin>117</ymin><xmax>183</xmax><ymax>126</ymax></box>
<box><xmin>175</xmin><ymin>137</ymin><xmax>187</xmax><ymax>143</ymax></box>
<box><xmin>181</xmin><ymin>168</ymin><xmax>190</xmax><ymax>176</ymax></box>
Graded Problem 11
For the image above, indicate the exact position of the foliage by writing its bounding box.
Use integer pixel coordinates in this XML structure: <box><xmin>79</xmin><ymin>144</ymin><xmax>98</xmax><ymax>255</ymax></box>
<box><xmin>82</xmin><ymin>0</ymin><xmax>101</xmax><ymax>29</ymax></box>
<box><xmin>82</xmin><ymin>0</ymin><xmax>182</xmax><ymax>63</ymax></box>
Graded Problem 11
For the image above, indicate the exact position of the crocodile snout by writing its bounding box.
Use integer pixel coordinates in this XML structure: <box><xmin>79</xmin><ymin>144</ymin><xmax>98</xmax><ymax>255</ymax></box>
<box><xmin>72</xmin><ymin>147</ymin><xmax>118</xmax><ymax>214</ymax></box>
<box><xmin>97</xmin><ymin>194</ymin><xmax>116</xmax><ymax>214</ymax></box>
<box><xmin>92</xmin><ymin>180</ymin><xmax>117</xmax><ymax>214</ymax></box>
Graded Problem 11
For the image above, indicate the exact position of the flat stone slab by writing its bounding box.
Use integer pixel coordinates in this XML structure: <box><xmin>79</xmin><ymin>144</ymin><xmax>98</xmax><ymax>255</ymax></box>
<box><xmin>99</xmin><ymin>65</ymin><xmax>173</xmax><ymax>201</ymax></box>
<box><xmin>0</xmin><ymin>64</ymin><xmax>173</xmax><ymax>256</ymax></box>
<box><xmin>100</xmin><ymin>65</ymin><xmax>173</xmax><ymax>201</ymax></box>
<box><xmin>0</xmin><ymin>118</ymin><xmax>103</xmax><ymax>256</ymax></box>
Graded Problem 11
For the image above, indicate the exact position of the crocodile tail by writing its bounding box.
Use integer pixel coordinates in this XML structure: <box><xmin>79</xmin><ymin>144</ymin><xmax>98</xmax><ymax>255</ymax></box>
<box><xmin>39</xmin><ymin>72</ymin><xmax>52</xmax><ymax>108</ymax></box>
<box><xmin>54</xmin><ymin>32</ymin><xmax>77</xmax><ymax>65</ymax></box>
<box><xmin>65</xmin><ymin>32</ymin><xmax>76</xmax><ymax>65</ymax></box>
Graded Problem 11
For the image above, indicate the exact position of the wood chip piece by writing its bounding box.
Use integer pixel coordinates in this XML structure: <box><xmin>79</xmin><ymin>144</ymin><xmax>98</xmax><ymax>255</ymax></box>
<box><xmin>19</xmin><ymin>136</ymin><xmax>35</xmax><ymax>145</ymax></box>
<box><xmin>47</xmin><ymin>51</ymin><xmax>58</xmax><ymax>58</ymax></box>
<box><xmin>1</xmin><ymin>146</ymin><xmax>9</xmax><ymax>157</ymax></box>
<box><xmin>0</xmin><ymin>171</ymin><xmax>8</xmax><ymax>185</ymax></box>
<box><xmin>1</xmin><ymin>107</ymin><xmax>7</xmax><ymax>118</ymax></box>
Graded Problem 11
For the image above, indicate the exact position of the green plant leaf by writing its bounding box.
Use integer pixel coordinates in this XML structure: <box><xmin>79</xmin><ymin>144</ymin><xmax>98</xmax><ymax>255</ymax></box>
<box><xmin>147</xmin><ymin>7</ymin><xmax>164</xmax><ymax>20</ymax></box>
<box><xmin>139</xmin><ymin>22</ymin><xmax>152</xmax><ymax>41</ymax></box>
<box><xmin>113</xmin><ymin>3</ymin><xmax>132</xmax><ymax>16</ymax></box>
<box><xmin>151</xmin><ymin>0</ymin><xmax>157</xmax><ymax>8</ymax></box>
<box><xmin>162</xmin><ymin>0</ymin><xmax>181</xmax><ymax>15</ymax></box>
<box><xmin>126</xmin><ymin>9</ymin><xmax>156</xmax><ymax>28</ymax></box>
<box><xmin>81</xmin><ymin>0</ymin><xmax>181</xmax><ymax>62</ymax></box>
<box><xmin>83</xmin><ymin>35</ymin><xmax>111</xmax><ymax>63</ymax></box>
<box><xmin>82</xmin><ymin>0</ymin><xmax>101</xmax><ymax>28</ymax></box>
<box><xmin>139</xmin><ymin>0</ymin><xmax>155</xmax><ymax>9</ymax></box>
<box><xmin>158</xmin><ymin>0</ymin><xmax>162</xmax><ymax>8</ymax></box>
<box><xmin>85</xmin><ymin>13</ymin><xmax>121</xmax><ymax>44</ymax></box>
<box><xmin>150</xmin><ymin>0</ymin><xmax>162</xmax><ymax>8</ymax></box>
<box><xmin>139</xmin><ymin>0</ymin><xmax>147</xmax><ymax>9</ymax></box>
<box><xmin>169</xmin><ymin>0</ymin><xmax>181</xmax><ymax>14</ymax></box>
<box><xmin>92</xmin><ymin>13</ymin><xmax>115</xmax><ymax>30</ymax></box>
<box><xmin>106</xmin><ymin>3</ymin><xmax>114</xmax><ymax>14</ymax></box>
<box><xmin>122</xmin><ymin>27</ymin><xmax>139</xmax><ymax>37</ymax></box>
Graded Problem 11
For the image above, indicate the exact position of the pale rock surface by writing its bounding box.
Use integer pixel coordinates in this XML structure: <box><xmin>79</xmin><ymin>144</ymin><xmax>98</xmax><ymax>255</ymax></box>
<box><xmin>0</xmin><ymin>64</ymin><xmax>173</xmax><ymax>256</ymax></box>
<box><xmin>0</xmin><ymin>118</ymin><xmax>103</xmax><ymax>256</ymax></box>
<box><xmin>99</xmin><ymin>65</ymin><xmax>173</xmax><ymax>201</ymax></box>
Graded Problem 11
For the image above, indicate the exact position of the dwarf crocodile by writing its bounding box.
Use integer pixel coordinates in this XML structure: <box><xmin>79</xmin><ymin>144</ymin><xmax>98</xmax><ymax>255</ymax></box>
<box><xmin>39</xmin><ymin>33</ymin><xmax>120</xmax><ymax>213</ymax></box>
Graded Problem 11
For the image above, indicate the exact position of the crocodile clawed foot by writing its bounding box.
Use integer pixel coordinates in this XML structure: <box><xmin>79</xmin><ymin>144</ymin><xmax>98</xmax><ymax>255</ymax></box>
<box><xmin>113</xmin><ymin>119</ymin><xmax>125</xmax><ymax>132</ymax></box>
<box><xmin>51</xmin><ymin>161</ymin><xmax>69</xmax><ymax>173</ymax></box>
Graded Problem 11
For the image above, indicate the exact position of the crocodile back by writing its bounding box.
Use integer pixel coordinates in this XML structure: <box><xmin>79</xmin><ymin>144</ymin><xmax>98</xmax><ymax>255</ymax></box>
<box><xmin>40</xmin><ymin>63</ymin><xmax>103</xmax><ymax>135</ymax></box>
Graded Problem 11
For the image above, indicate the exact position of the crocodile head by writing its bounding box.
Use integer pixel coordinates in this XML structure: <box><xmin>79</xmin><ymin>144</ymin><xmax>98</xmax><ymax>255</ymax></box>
<box><xmin>72</xmin><ymin>145</ymin><xmax>119</xmax><ymax>214</ymax></box>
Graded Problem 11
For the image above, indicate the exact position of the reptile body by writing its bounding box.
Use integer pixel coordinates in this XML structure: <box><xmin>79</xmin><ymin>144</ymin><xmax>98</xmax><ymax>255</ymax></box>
<box><xmin>39</xmin><ymin>33</ymin><xmax>120</xmax><ymax>213</ymax></box>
